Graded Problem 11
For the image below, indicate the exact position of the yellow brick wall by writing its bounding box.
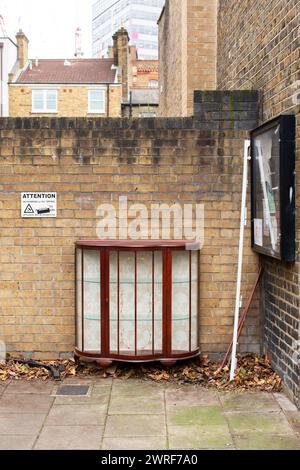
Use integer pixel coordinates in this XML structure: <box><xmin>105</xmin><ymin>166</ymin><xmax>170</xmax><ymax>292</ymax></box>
<box><xmin>0</xmin><ymin>117</ymin><xmax>260</xmax><ymax>360</ymax></box>
<box><xmin>217</xmin><ymin>0</ymin><xmax>300</xmax><ymax>406</ymax></box>
<box><xmin>158</xmin><ymin>0</ymin><xmax>218</xmax><ymax>117</ymax></box>
<box><xmin>9</xmin><ymin>85</ymin><xmax>122</xmax><ymax>117</ymax></box>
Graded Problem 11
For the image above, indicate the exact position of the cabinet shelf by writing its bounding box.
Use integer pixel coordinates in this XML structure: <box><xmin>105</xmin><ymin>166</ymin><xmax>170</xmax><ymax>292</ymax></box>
<box><xmin>83</xmin><ymin>279</ymin><xmax>197</xmax><ymax>284</ymax></box>
<box><xmin>85</xmin><ymin>316</ymin><xmax>190</xmax><ymax>322</ymax></box>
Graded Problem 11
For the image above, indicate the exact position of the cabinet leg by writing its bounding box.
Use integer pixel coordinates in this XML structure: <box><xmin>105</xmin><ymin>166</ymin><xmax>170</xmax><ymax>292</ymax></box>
<box><xmin>74</xmin><ymin>352</ymin><xmax>81</xmax><ymax>365</ymax></box>
<box><xmin>95</xmin><ymin>359</ymin><xmax>113</xmax><ymax>369</ymax></box>
<box><xmin>160</xmin><ymin>360</ymin><xmax>177</xmax><ymax>368</ymax></box>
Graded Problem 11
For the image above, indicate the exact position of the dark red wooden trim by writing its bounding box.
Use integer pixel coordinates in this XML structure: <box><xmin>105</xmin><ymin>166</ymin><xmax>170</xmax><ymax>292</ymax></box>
<box><xmin>134</xmin><ymin>251</ymin><xmax>137</xmax><ymax>356</ymax></box>
<box><xmin>163</xmin><ymin>249</ymin><xmax>172</xmax><ymax>357</ymax></box>
<box><xmin>76</xmin><ymin>240</ymin><xmax>200</xmax><ymax>250</ymax></box>
<box><xmin>74</xmin><ymin>348</ymin><xmax>200</xmax><ymax>363</ymax></box>
<box><xmin>81</xmin><ymin>248</ymin><xmax>84</xmax><ymax>352</ymax></box>
<box><xmin>75</xmin><ymin>248</ymin><xmax>78</xmax><ymax>348</ymax></box>
<box><xmin>152</xmin><ymin>250</ymin><xmax>155</xmax><ymax>355</ymax></box>
<box><xmin>189</xmin><ymin>250</ymin><xmax>192</xmax><ymax>352</ymax></box>
<box><xmin>100</xmin><ymin>249</ymin><xmax>109</xmax><ymax>355</ymax></box>
<box><xmin>117</xmin><ymin>251</ymin><xmax>120</xmax><ymax>355</ymax></box>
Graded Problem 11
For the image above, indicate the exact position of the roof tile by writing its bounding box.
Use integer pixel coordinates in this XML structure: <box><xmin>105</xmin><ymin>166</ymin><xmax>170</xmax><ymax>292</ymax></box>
<box><xmin>16</xmin><ymin>59</ymin><xmax>117</xmax><ymax>84</ymax></box>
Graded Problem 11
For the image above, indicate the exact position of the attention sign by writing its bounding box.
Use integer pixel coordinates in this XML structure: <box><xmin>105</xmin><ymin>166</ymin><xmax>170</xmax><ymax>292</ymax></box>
<box><xmin>21</xmin><ymin>192</ymin><xmax>57</xmax><ymax>218</ymax></box>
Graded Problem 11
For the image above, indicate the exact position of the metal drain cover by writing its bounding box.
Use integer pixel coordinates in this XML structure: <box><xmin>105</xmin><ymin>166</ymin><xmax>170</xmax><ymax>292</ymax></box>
<box><xmin>55</xmin><ymin>385</ymin><xmax>90</xmax><ymax>396</ymax></box>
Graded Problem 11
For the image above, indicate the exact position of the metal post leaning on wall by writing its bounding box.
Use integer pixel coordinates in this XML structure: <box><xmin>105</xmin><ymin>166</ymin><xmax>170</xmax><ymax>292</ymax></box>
<box><xmin>229</xmin><ymin>140</ymin><xmax>251</xmax><ymax>381</ymax></box>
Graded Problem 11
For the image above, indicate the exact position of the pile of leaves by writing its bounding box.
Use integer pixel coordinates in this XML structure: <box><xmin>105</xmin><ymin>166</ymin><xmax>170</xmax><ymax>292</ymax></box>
<box><xmin>0</xmin><ymin>354</ymin><xmax>281</xmax><ymax>392</ymax></box>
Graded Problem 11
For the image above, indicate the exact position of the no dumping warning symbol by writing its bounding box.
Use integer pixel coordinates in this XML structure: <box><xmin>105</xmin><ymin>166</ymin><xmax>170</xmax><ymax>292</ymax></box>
<box><xmin>24</xmin><ymin>204</ymin><xmax>34</xmax><ymax>214</ymax></box>
<box><xmin>21</xmin><ymin>192</ymin><xmax>57</xmax><ymax>218</ymax></box>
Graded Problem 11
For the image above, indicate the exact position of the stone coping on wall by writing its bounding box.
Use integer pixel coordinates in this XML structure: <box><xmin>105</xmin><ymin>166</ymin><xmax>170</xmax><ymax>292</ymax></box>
<box><xmin>0</xmin><ymin>116</ymin><xmax>257</xmax><ymax>132</ymax></box>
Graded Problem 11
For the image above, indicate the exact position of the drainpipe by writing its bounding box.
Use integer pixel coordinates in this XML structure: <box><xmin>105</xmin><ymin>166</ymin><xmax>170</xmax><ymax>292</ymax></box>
<box><xmin>230</xmin><ymin>139</ymin><xmax>251</xmax><ymax>381</ymax></box>
<box><xmin>129</xmin><ymin>90</ymin><xmax>132</xmax><ymax>118</ymax></box>
<box><xmin>106</xmin><ymin>84</ymin><xmax>110</xmax><ymax>117</ymax></box>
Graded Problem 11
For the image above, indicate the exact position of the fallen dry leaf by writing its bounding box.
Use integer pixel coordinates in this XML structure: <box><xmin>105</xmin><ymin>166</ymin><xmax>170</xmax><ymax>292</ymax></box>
<box><xmin>0</xmin><ymin>354</ymin><xmax>282</xmax><ymax>392</ymax></box>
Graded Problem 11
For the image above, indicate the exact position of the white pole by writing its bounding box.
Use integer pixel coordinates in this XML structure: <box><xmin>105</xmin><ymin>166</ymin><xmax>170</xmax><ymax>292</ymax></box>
<box><xmin>230</xmin><ymin>139</ymin><xmax>251</xmax><ymax>381</ymax></box>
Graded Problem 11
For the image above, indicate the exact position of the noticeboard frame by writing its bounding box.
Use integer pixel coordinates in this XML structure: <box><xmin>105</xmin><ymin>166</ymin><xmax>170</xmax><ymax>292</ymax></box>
<box><xmin>251</xmin><ymin>115</ymin><xmax>295</xmax><ymax>262</ymax></box>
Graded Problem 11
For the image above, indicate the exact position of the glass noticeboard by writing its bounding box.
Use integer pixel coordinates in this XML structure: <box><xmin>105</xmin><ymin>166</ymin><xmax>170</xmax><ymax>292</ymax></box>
<box><xmin>251</xmin><ymin>115</ymin><xmax>295</xmax><ymax>262</ymax></box>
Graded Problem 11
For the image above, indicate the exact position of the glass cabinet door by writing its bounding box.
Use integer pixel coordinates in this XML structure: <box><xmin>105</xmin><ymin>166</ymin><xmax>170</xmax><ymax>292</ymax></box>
<box><xmin>172</xmin><ymin>251</ymin><xmax>198</xmax><ymax>353</ymax></box>
<box><xmin>75</xmin><ymin>243</ymin><xmax>199</xmax><ymax>363</ymax></box>
<box><xmin>83</xmin><ymin>250</ymin><xmax>101</xmax><ymax>352</ymax></box>
<box><xmin>75</xmin><ymin>248</ymin><xmax>82</xmax><ymax>351</ymax></box>
<box><xmin>109</xmin><ymin>250</ymin><xmax>163</xmax><ymax>357</ymax></box>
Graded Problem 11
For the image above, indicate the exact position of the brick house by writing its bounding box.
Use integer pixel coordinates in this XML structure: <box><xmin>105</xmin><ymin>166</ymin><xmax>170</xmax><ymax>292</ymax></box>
<box><xmin>8</xmin><ymin>30</ymin><xmax>122</xmax><ymax>118</ymax></box>
<box><xmin>8</xmin><ymin>28</ymin><xmax>159</xmax><ymax>118</ymax></box>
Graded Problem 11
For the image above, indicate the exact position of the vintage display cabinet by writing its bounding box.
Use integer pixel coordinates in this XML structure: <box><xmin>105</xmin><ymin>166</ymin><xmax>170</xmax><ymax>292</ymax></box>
<box><xmin>75</xmin><ymin>241</ymin><xmax>200</xmax><ymax>367</ymax></box>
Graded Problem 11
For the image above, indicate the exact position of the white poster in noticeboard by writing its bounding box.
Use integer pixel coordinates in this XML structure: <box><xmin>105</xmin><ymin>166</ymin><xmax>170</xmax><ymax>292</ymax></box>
<box><xmin>21</xmin><ymin>193</ymin><xmax>57</xmax><ymax>218</ymax></box>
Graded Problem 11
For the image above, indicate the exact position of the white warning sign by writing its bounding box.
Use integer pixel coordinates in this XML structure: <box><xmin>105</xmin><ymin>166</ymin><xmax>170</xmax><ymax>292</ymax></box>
<box><xmin>21</xmin><ymin>192</ymin><xmax>57</xmax><ymax>218</ymax></box>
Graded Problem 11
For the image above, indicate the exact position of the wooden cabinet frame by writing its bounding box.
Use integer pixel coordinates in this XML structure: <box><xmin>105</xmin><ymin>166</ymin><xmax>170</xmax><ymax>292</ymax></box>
<box><xmin>75</xmin><ymin>241</ymin><xmax>200</xmax><ymax>367</ymax></box>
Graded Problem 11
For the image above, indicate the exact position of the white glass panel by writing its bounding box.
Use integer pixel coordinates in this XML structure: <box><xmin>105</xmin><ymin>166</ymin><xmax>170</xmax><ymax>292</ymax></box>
<box><xmin>191</xmin><ymin>251</ymin><xmax>199</xmax><ymax>350</ymax></box>
<box><xmin>89</xmin><ymin>90</ymin><xmax>104</xmax><ymax>112</ymax></box>
<box><xmin>33</xmin><ymin>91</ymin><xmax>44</xmax><ymax>110</ymax></box>
<box><xmin>119</xmin><ymin>252</ymin><xmax>135</xmax><ymax>354</ymax></box>
<box><xmin>109</xmin><ymin>251</ymin><xmax>118</xmax><ymax>354</ymax></box>
<box><xmin>172</xmin><ymin>251</ymin><xmax>190</xmax><ymax>352</ymax></box>
<box><xmin>83</xmin><ymin>250</ymin><xmax>101</xmax><ymax>352</ymax></box>
<box><xmin>137</xmin><ymin>252</ymin><xmax>153</xmax><ymax>354</ymax></box>
<box><xmin>76</xmin><ymin>248</ymin><xmax>82</xmax><ymax>350</ymax></box>
<box><xmin>90</xmin><ymin>90</ymin><xmax>102</xmax><ymax>101</ymax></box>
<box><xmin>153</xmin><ymin>251</ymin><xmax>163</xmax><ymax>353</ymax></box>
<box><xmin>46</xmin><ymin>91</ymin><xmax>57</xmax><ymax>111</ymax></box>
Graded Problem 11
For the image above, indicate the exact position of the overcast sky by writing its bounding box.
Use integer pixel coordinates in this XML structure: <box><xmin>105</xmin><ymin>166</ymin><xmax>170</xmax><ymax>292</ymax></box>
<box><xmin>1</xmin><ymin>0</ymin><xmax>95</xmax><ymax>58</ymax></box>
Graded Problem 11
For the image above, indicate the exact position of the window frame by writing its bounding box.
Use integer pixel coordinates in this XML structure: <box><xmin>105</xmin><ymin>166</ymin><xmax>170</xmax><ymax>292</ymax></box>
<box><xmin>88</xmin><ymin>89</ymin><xmax>106</xmax><ymax>114</ymax></box>
<box><xmin>32</xmin><ymin>89</ymin><xmax>58</xmax><ymax>113</ymax></box>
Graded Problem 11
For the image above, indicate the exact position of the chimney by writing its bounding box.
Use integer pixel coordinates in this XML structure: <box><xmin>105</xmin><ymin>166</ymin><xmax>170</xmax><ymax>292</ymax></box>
<box><xmin>16</xmin><ymin>29</ymin><xmax>29</xmax><ymax>69</ymax></box>
<box><xmin>112</xmin><ymin>28</ymin><xmax>130</xmax><ymax>101</ymax></box>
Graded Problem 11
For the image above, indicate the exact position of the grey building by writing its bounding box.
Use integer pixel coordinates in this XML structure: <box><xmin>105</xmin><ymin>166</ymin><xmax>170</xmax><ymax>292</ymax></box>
<box><xmin>92</xmin><ymin>0</ymin><xmax>165</xmax><ymax>60</ymax></box>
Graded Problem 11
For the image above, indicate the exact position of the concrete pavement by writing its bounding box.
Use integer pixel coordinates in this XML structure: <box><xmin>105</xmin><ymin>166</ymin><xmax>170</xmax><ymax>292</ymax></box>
<box><xmin>0</xmin><ymin>377</ymin><xmax>299</xmax><ymax>450</ymax></box>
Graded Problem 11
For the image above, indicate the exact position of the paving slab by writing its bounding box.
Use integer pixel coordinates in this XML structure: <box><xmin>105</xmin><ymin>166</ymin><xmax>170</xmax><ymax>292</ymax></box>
<box><xmin>62</xmin><ymin>377</ymin><xmax>95</xmax><ymax>385</ymax></box>
<box><xmin>0</xmin><ymin>383</ymin><xmax>8</xmax><ymax>397</ymax></box>
<box><xmin>166</xmin><ymin>387</ymin><xmax>219</xmax><ymax>408</ymax></box>
<box><xmin>226</xmin><ymin>412</ymin><xmax>294</xmax><ymax>435</ymax></box>
<box><xmin>5</xmin><ymin>380</ymin><xmax>55</xmax><ymax>395</ymax></box>
<box><xmin>168</xmin><ymin>425</ymin><xmax>234</xmax><ymax>450</ymax></box>
<box><xmin>0</xmin><ymin>413</ymin><xmax>45</xmax><ymax>435</ymax></box>
<box><xmin>93</xmin><ymin>377</ymin><xmax>113</xmax><ymax>386</ymax></box>
<box><xmin>54</xmin><ymin>393</ymin><xmax>109</xmax><ymax>405</ymax></box>
<box><xmin>109</xmin><ymin>395</ymin><xmax>164</xmax><ymax>415</ymax></box>
<box><xmin>102</xmin><ymin>437</ymin><xmax>168</xmax><ymax>450</ymax></box>
<box><xmin>233</xmin><ymin>433</ymin><xmax>300</xmax><ymax>450</ymax></box>
<box><xmin>167</xmin><ymin>405</ymin><xmax>226</xmax><ymax>427</ymax></box>
<box><xmin>45</xmin><ymin>404</ymin><xmax>107</xmax><ymax>426</ymax></box>
<box><xmin>220</xmin><ymin>391</ymin><xmax>281</xmax><ymax>413</ymax></box>
<box><xmin>274</xmin><ymin>393</ymin><xmax>298</xmax><ymax>412</ymax></box>
<box><xmin>105</xmin><ymin>414</ymin><xmax>166</xmax><ymax>437</ymax></box>
<box><xmin>111</xmin><ymin>379</ymin><xmax>164</xmax><ymax>397</ymax></box>
<box><xmin>92</xmin><ymin>384</ymin><xmax>113</xmax><ymax>395</ymax></box>
<box><xmin>285</xmin><ymin>411</ymin><xmax>300</xmax><ymax>434</ymax></box>
<box><xmin>0</xmin><ymin>435</ymin><xmax>36</xmax><ymax>450</ymax></box>
<box><xmin>0</xmin><ymin>393</ymin><xmax>54</xmax><ymax>414</ymax></box>
<box><xmin>34</xmin><ymin>425</ymin><xmax>103</xmax><ymax>450</ymax></box>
